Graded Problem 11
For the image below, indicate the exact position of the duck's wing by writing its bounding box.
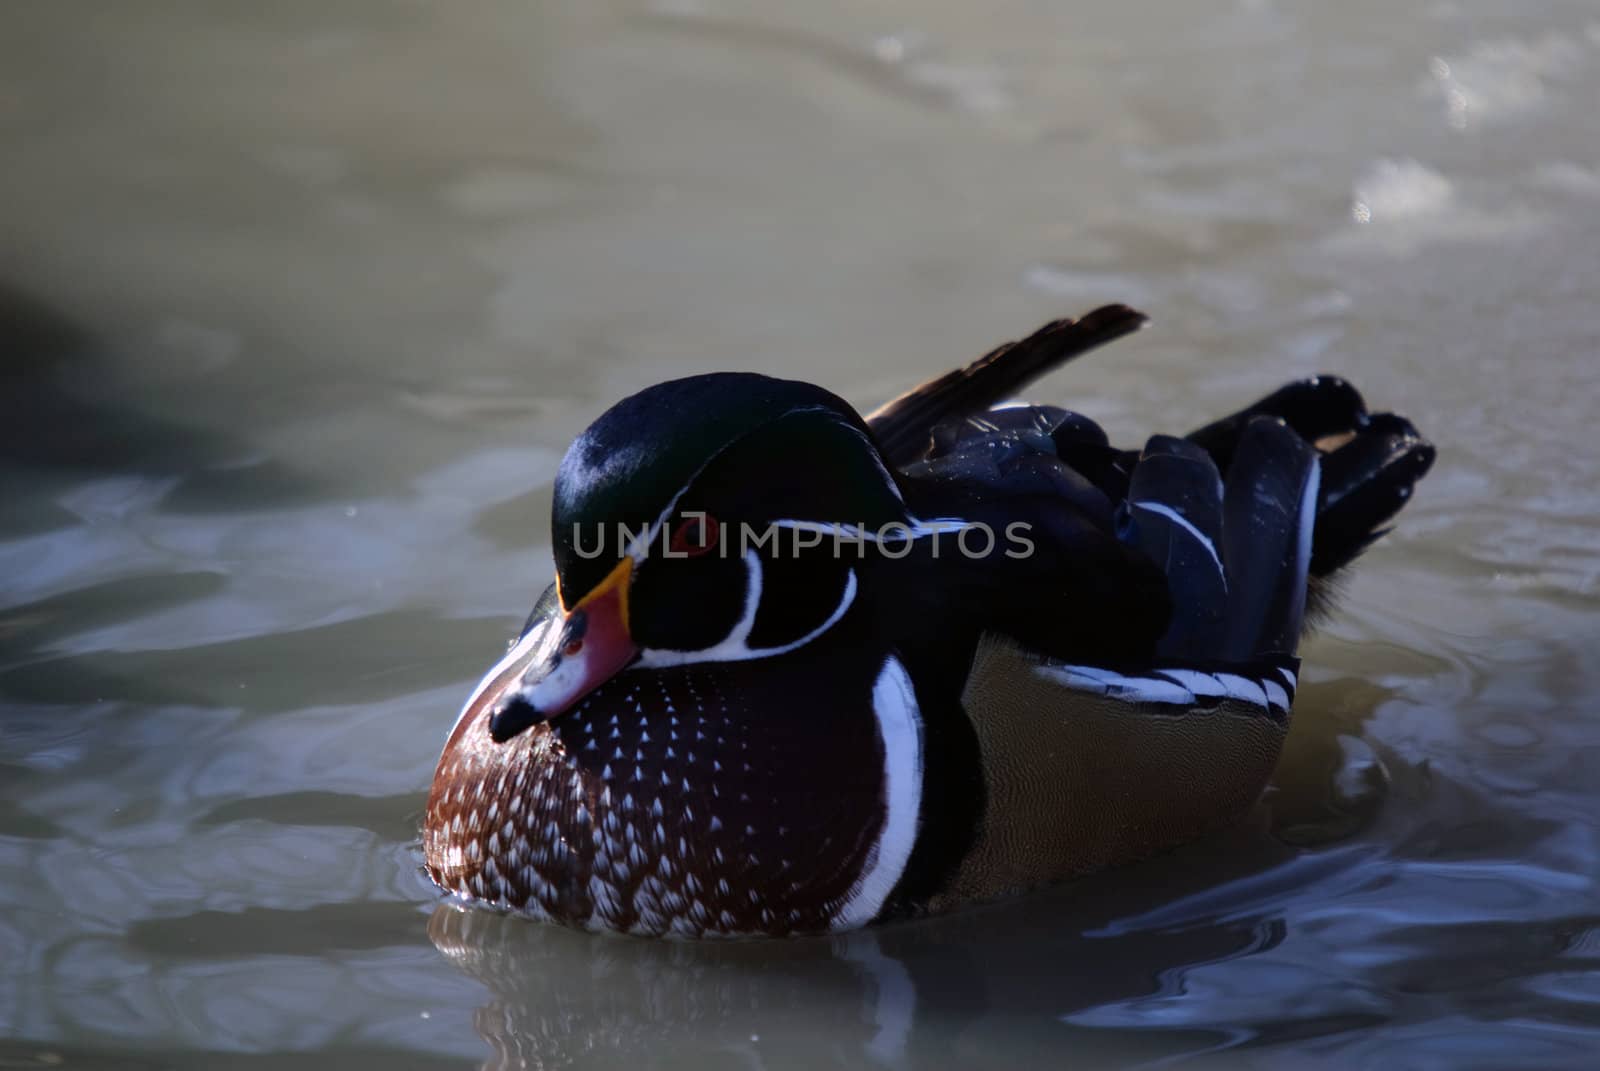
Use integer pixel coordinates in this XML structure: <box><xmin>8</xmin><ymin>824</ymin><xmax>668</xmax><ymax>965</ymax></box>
<box><xmin>888</xmin><ymin>378</ymin><xmax>1431</xmax><ymax>913</ymax></box>
<box><xmin>892</xmin><ymin>408</ymin><xmax>1171</xmax><ymax>665</ymax></box>
<box><xmin>865</xmin><ymin>305</ymin><xmax>1149</xmax><ymax>469</ymax></box>
<box><xmin>900</xmin><ymin>366</ymin><xmax>1435</xmax><ymax>659</ymax></box>
<box><xmin>899</xmin><ymin>406</ymin><xmax>1322</xmax><ymax>668</ymax></box>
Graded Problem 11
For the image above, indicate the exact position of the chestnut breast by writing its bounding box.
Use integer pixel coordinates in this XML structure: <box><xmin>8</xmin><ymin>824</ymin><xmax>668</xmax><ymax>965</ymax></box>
<box><xmin>424</xmin><ymin>651</ymin><xmax>897</xmax><ymax>937</ymax></box>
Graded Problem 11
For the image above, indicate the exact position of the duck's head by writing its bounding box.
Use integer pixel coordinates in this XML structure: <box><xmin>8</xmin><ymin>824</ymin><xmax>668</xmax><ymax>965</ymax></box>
<box><xmin>474</xmin><ymin>372</ymin><xmax>911</xmax><ymax>743</ymax></box>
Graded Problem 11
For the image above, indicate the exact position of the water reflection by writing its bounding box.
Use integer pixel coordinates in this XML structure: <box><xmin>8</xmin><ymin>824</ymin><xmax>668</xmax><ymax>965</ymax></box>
<box><xmin>0</xmin><ymin>283</ymin><xmax>205</xmax><ymax>479</ymax></box>
<box><xmin>427</xmin><ymin>841</ymin><xmax>1292</xmax><ymax>1071</ymax></box>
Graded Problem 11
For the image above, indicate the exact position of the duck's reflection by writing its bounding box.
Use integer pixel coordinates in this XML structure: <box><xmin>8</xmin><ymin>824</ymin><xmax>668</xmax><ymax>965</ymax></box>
<box><xmin>426</xmin><ymin>820</ymin><xmax>1320</xmax><ymax>1071</ymax></box>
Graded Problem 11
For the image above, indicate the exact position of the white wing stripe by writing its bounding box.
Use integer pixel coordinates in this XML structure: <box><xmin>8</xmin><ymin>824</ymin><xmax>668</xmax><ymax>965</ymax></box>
<box><xmin>1215</xmin><ymin>673</ymin><xmax>1269</xmax><ymax>708</ymax></box>
<box><xmin>1129</xmin><ymin>499</ymin><xmax>1224</xmax><ymax>581</ymax></box>
<box><xmin>1154</xmin><ymin>668</ymin><xmax>1228</xmax><ymax>698</ymax></box>
<box><xmin>1035</xmin><ymin>661</ymin><xmax>1297</xmax><ymax>715</ymax></box>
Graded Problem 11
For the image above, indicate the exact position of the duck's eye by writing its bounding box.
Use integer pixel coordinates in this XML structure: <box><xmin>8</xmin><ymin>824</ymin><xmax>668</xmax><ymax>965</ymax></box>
<box><xmin>668</xmin><ymin>513</ymin><xmax>722</xmax><ymax>557</ymax></box>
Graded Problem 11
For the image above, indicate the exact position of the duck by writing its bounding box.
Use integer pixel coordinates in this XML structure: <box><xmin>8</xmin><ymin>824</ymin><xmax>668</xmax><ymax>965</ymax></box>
<box><xmin>423</xmin><ymin>304</ymin><xmax>1434</xmax><ymax>937</ymax></box>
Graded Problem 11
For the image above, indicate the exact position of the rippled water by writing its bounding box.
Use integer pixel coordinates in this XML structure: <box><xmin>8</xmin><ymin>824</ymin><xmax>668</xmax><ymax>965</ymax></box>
<box><xmin>4</xmin><ymin>2</ymin><xmax>1599</xmax><ymax>1067</ymax></box>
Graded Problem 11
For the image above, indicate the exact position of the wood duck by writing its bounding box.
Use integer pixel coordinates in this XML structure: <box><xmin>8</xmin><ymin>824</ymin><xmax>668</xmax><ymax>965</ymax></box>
<box><xmin>423</xmin><ymin>305</ymin><xmax>1434</xmax><ymax>937</ymax></box>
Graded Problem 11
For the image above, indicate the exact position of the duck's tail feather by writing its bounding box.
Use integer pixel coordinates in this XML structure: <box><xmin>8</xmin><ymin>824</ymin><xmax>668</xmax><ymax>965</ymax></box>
<box><xmin>1185</xmin><ymin>376</ymin><xmax>1368</xmax><ymax>473</ymax></box>
<box><xmin>1309</xmin><ymin>412</ymin><xmax>1435</xmax><ymax>575</ymax></box>
<box><xmin>1218</xmin><ymin>417</ymin><xmax>1320</xmax><ymax>660</ymax></box>
<box><xmin>1184</xmin><ymin>379</ymin><xmax>1434</xmax><ymax>573</ymax></box>
<box><xmin>866</xmin><ymin>305</ymin><xmax>1148</xmax><ymax>468</ymax></box>
<box><xmin>1120</xmin><ymin>419</ymin><xmax>1319</xmax><ymax>662</ymax></box>
<box><xmin>1184</xmin><ymin>378</ymin><xmax>1435</xmax><ymax>628</ymax></box>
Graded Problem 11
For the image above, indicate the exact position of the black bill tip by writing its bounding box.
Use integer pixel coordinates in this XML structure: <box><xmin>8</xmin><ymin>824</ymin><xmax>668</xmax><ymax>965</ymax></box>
<box><xmin>488</xmin><ymin>694</ymin><xmax>543</xmax><ymax>743</ymax></box>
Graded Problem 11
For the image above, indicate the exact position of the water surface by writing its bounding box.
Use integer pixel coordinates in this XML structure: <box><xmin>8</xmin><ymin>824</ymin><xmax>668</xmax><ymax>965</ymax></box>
<box><xmin>4</xmin><ymin>2</ymin><xmax>1600</xmax><ymax>1067</ymax></box>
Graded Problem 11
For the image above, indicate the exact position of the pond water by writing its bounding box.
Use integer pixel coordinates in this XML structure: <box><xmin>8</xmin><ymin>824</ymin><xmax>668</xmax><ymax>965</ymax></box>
<box><xmin>4</xmin><ymin>2</ymin><xmax>1600</xmax><ymax>1067</ymax></box>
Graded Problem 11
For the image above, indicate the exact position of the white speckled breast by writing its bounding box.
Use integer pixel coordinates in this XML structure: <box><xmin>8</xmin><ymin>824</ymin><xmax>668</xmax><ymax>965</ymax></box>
<box><xmin>424</xmin><ymin>657</ymin><xmax>895</xmax><ymax>936</ymax></box>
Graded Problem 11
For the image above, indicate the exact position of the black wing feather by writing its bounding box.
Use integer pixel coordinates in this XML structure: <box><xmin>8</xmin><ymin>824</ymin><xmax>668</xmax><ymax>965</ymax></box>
<box><xmin>866</xmin><ymin>305</ymin><xmax>1148</xmax><ymax>468</ymax></box>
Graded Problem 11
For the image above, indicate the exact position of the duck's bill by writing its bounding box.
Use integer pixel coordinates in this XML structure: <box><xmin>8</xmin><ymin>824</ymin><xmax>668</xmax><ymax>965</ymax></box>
<box><xmin>485</xmin><ymin>558</ymin><xmax>638</xmax><ymax>743</ymax></box>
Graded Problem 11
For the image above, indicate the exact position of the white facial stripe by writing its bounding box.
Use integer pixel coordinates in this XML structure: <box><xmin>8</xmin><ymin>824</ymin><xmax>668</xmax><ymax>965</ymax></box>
<box><xmin>620</xmin><ymin>410</ymin><xmax>900</xmax><ymax>565</ymax></box>
<box><xmin>633</xmin><ymin>550</ymin><xmax>858</xmax><ymax>670</ymax></box>
<box><xmin>770</xmin><ymin>516</ymin><xmax>974</xmax><ymax>542</ymax></box>
<box><xmin>623</xmin><ymin>483</ymin><xmax>691</xmax><ymax>565</ymax></box>
<box><xmin>833</xmin><ymin>654</ymin><xmax>924</xmax><ymax>930</ymax></box>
